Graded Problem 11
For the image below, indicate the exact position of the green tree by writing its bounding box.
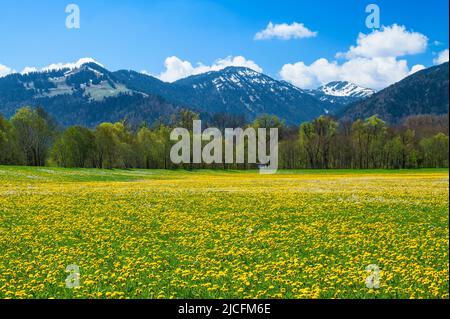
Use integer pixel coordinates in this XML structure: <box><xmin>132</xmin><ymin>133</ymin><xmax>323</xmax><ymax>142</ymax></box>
<box><xmin>171</xmin><ymin>109</ymin><xmax>200</xmax><ymax>131</ymax></box>
<box><xmin>113</xmin><ymin>121</ymin><xmax>138</xmax><ymax>168</ymax></box>
<box><xmin>351</xmin><ymin>119</ymin><xmax>365</xmax><ymax>168</ymax></box>
<box><xmin>364</xmin><ymin>116</ymin><xmax>387</xmax><ymax>168</ymax></box>
<box><xmin>152</xmin><ymin>124</ymin><xmax>173</xmax><ymax>169</ymax></box>
<box><xmin>351</xmin><ymin>116</ymin><xmax>387</xmax><ymax>168</ymax></box>
<box><xmin>420</xmin><ymin>133</ymin><xmax>449</xmax><ymax>168</ymax></box>
<box><xmin>384</xmin><ymin>136</ymin><xmax>403</xmax><ymax>169</ymax></box>
<box><xmin>51</xmin><ymin>126</ymin><xmax>95</xmax><ymax>167</ymax></box>
<box><xmin>299</xmin><ymin>116</ymin><xmax>337</xmax><ymax>169</ymax></box>
<box><xmin>252</xmin><ymin>114</ymin><xmax>285</xmax><ymax>131</ymax></box>
<box><xmin>137</xmin><ymin>126</ymin><xmax>154</xmax><ymax>169</ymax></box>
<box><xmin>0</xmin><ymin>115</ymin><xmax>21</xmax><ymax>164</ymax></box>
<box><xmin>10</xmin><ymin>107</ymin><xmax>56</xmax><ymax>166</ymax></box>
<box><xmin>94</xmin><ymin>123</ymin><xmax>120</xmax><ymax>169</ymax></box>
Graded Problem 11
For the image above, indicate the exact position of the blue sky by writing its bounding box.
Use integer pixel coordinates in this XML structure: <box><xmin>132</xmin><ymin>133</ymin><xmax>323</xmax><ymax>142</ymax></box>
<box><xmin>0</xmin><ymin>0</ymin><xmax>448</xmax><ymax>89</ymax></box>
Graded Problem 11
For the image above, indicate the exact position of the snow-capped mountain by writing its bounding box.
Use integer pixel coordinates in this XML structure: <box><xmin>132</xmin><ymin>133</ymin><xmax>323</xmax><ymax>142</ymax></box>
<box><xmin>308</xmin><ymin>81</ymin><xmax>375</xmax><ymax>106</ymax></box>
<box><xmin>169</xmin><ymin>66</ymin><xmax>329</xmax><ymax>123</ymax></box>
<box><xmin>318</xmin><ymin>81</ymin><xmax>375</xmax><ymax>98</ymax></box>
<box><xmin>21</xmin><ymin>57</ymin><xmax>104</xmax><ymax>75</ymax></box>
<box><xmin>0</xmin><ymin>61</ymin><xmax>175</xmax><ymax>127</ymax></box>
<box><xmin>36</xmin><ymin>62</ymin><xmax>137</xmax><ymax>101</ymax></box>
<box><xmin>116</xmin><ymin>66</ymin><xmax>334</xmax><ymax>124</ymax></box>
<box><xmin>1</xmin><ymin>59</ymin><xmax>445</xmax><ymax>126</ymax></box>
<box><xmin>0</xmin><ymin>60</ymin><xmax>334</xmax><ymax>126</ymax></box>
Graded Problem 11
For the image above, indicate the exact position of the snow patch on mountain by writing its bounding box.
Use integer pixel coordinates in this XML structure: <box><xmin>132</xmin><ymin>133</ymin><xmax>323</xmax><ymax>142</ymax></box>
<box><xmin>307</xmin><ymin>81</ymin><xmax>375</xmax><ymax>106</ymax></box>
<box><xmin>317</xmin><ymin>81</ymin><xmax>375</xmax><ymax>98</ymax></box>
<box><xmin>21</xmin><ymin>60</ymin><xmax>137</xmax><ymax>101</ymax></box>
<box><xmin>21</xmin><ymin>58</ymin><xmax>103</xmax><ymax>74</ymax></box>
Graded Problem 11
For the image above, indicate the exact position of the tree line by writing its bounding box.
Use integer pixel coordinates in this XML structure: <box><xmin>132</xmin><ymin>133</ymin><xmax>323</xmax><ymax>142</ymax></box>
<box><xmin>0</xmin><ymin>106</ymin><xmax>448</xmax><ymax>169</ymax></box>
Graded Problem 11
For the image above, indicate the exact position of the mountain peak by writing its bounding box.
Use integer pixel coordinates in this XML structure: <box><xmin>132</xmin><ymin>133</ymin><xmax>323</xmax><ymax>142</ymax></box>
<box><xmin>306</xmin><ymin>81</ymin><xmax>375</xmax><ymax>107</ymax></box>
<box><xmin>221</xmin><ymin>65</ymin><xmax>262</xmax><ymax>74</ymax></box>
<box><xmin>167</xmin><ymin>64</ymin><xmax>328</xmax><ymax>124</ymax></box>
<box><xmin>318</xmin><ymin>81</ymin><xmax>375</xmax><ymax>98</ymax></box>
<box><xmin>175</xmin><ymin>64</ymin><xmax>281</xmax><ymax>90</ymax></box>
<box><xmin>21</xmin><ymin>58</ymin><xmax>104</xmax><ymax>75</ymax></box>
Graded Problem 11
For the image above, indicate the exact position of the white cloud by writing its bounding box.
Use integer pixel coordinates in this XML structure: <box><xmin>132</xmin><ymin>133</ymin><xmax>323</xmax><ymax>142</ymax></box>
<box><xmin>208</xmin><ymin>56</ymin><xmax>263</xmax><ymax>73</ymax></box>
<box><xmin>280</xmin><ymin>24</ymin><xmax>430</xmax><ymax>90</ymax></box>
<box><xmin>0</xmin><ymin>64</ymin><xmax>16</xmax><ymax>78</ymax></box>
<box><xmin>158</xmin><ymin>56</ymin><xmax>263</xmax><ymax>82</ymax></box>
<box><xmin>343</xmin><ymin>24</ymin><xmax>428</xmax><ymax>59</ymax></box>
<box><xmin>433</xmin><ymin>49</ymin><xmax>449</xmax><ymax>65</ymax></box>
<box><xmin>21</xmin><ymin>57</ymin><xmax>103</xmax><ymax>74</ymax></box>
<box><xmin>409</xmin><ymin>64</ymin><xmax>426</xmax><ymax>75</ymax></box>
<box><xmin>280</xmin><ymin>57</ymin><xmax>417</xmax><ymax>90</ymax></box>
<box><xmin>254</xmin><ymin>22</ymin><xmax>317</xmax><ymax>40</ymax></box>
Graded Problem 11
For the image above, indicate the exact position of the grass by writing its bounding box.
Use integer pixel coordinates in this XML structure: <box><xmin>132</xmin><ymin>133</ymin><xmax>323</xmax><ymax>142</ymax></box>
<box><xmin>0</xmin><ymin>166</ymin><xmax>448</xmax><ymax>299</ymax></box>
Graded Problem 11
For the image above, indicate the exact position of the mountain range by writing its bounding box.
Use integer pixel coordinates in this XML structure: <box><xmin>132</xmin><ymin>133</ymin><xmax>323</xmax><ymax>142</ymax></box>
<box><xmin>117</xmin><ymin>66</ymin><xmax>344</xmax><ymax>124</ymax></box>
<box><xmin>0</xmin><ymin>60</ymin><xmax>448</xmax><ymax>127</ymax></box>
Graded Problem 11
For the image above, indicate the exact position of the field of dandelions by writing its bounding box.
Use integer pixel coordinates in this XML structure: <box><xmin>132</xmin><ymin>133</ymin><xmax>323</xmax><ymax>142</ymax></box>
<box><xmin>0</xmin><ymin>166</ymin><xmax>448</xmax><ymax>299</ymax></box>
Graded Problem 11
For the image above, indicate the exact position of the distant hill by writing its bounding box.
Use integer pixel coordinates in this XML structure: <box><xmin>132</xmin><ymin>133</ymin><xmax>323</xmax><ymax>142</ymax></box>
<box><xmin>341</xmin><ymin>62</ymin><xmax>449</xmax><ymax>123</ymax></box>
